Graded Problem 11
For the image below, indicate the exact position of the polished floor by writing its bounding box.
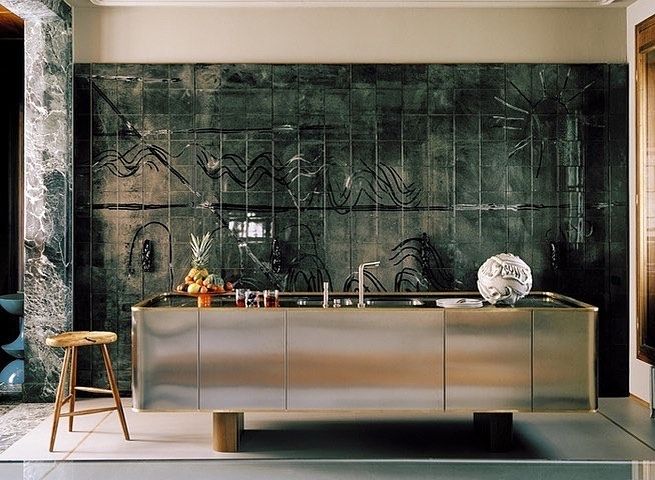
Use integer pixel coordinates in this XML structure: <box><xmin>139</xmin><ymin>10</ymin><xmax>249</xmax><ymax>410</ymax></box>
<box><xmin>0</xmin><ymin>397</ymin><xmax>654</xmax><ymax>479</ymax></box>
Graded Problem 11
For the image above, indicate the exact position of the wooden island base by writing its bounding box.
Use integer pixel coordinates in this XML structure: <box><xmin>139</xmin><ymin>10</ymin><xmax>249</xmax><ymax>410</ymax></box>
<box><xmin>212</xmin><ymin>412</ymin><xmax>244</xmax><ymax>452</ymax></box>
<box><xmin>210</xmin><ymin>411</ymin><xmax>513</xmax><ymax>453</ymax></box>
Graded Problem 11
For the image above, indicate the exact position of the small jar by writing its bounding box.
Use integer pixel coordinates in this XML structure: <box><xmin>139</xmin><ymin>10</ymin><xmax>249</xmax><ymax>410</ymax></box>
<box><xmin>197</xmin><ymin>294</ymin><xmax>212</xmax><ymax>308</ymax></box>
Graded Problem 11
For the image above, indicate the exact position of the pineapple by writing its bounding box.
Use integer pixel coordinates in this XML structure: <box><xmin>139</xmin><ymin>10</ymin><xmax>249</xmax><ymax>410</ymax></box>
<box><xmin>175</xmin><ymin>232</ymin><xmax>231</xmax><ymax>294</ymax></box>
<box><xmin>189</xmin><ymin>232</ymin><xmax>212</xmax><ymax>279</ymax></box>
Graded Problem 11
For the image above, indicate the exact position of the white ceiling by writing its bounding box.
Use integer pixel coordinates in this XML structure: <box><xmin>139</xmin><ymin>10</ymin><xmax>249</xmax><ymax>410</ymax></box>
<box><xmin>82</xmin><ymin>0</ymin><xmax>633</xmax><ymax>7</ymax></box>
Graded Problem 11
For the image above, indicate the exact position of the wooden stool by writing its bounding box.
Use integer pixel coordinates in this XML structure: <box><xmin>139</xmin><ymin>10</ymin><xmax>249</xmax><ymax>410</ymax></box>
<box><xmin>46</xmin><ymin>331</ymin><xmax>130</xmax><ymax>452</ymax></box>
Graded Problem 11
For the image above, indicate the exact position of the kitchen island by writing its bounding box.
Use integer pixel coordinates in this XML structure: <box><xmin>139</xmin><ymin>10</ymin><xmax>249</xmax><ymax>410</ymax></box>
<box><xmin>132</xmin><ymin>292</ymin><xmax>597</xmax><ymax>452</ymax></box>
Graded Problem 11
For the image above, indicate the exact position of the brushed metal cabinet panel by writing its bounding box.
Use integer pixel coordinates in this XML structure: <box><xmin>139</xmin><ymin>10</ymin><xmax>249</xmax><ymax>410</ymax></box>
<box><xmin>132</xmin><ymin>308</ymin><xmax>199</xmax><ymax>410</ymax></box>
<box><xmin>200</xmin><ymin>309</ymin><xmax>285</xmax><ymax>410</ymax></box>
<box><xmin>288</xmin><ymin>310</ymin><xmax>444</xmax><ymax>410</ymax></box>
<box><xmin>445</xmin><ymin>310</ymin><xmax>531</xmax><ymax>411</ymax></box>
<box><xmin>533</xmin><ymin>311</ymin><xmax>597</xmax><ymax>411</ymax></box>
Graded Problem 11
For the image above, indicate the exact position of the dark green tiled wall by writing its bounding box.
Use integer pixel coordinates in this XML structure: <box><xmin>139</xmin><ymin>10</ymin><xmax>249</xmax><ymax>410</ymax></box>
<box><xmin>74</xmin><ymin>63</ymin><xmax>628</xmax><ymax>396</ymax></box>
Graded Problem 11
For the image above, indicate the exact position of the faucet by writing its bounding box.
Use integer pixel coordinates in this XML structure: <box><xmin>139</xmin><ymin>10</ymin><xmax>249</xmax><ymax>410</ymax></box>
<box><xmin>322</xmin><ymin>281</ymin><xmax>329</xmax><ymax>308</ymax></box>
<box><xmin>357</xmin><ymin>261</ymin><xmax>380</xmax><ymax>308</ymax></box>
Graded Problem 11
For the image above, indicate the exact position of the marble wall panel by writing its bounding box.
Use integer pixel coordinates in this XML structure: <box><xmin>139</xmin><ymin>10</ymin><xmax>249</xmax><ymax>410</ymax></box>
<box><xmin>3</xmin><ymin>0</ymin><xmax>73</xmax><ymax>401</ymax></box>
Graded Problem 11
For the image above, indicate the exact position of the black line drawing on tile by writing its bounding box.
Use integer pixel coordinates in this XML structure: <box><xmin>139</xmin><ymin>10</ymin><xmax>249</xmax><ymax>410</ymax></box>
<box><xmin>343</xmin><ymin>271</ymin><xmax>387</xmax><ymax>293</ymax></box>
<box><xmin>495</xmin><ymin>67</ymin><xmax>598</xmax><ymax>178</ymax></box>
<box><xmin>390</xmin><ymin>233</ymin><xmax>455</xmax><ymax>291</ymax></box>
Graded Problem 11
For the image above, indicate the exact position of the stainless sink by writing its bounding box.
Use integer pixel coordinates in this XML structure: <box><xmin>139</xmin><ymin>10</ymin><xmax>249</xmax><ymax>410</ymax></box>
<box><xmin>293</xmin><ymin>297</ymin><xmax>424</xmax><ymax>308</ymax></box>
<box><xmin>295</xmin><ymin>298</ymin><xmax>355</xmax><ymax>307</ymax></box>
<box><xmin>365</xmin><ymin>298</ymin><xmax>424</xmax><ymax>307</ymax></box>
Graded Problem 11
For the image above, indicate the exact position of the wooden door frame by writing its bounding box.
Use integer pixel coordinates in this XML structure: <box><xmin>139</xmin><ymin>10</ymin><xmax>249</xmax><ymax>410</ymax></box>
<box><xmin>636</xmin><ymin>13</ymin><xmax>655</xmax><ymax>364</ymax></box>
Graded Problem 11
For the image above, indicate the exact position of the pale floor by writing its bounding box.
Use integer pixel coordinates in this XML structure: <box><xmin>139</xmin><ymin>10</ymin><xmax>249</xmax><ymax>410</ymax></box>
<box><xmin>0</xmin><ymin>397</ymin><xmax>655</xmax><ymax>479</ymax></box>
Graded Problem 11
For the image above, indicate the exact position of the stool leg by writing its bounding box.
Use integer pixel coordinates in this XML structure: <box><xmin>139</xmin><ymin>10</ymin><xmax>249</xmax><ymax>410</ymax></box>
<box><xmin>68</xmin><ymin>346</ymin><xmax>77</xmax><ymax>432</ymax></box>
<box><xmin>100</xmin><ymin>344</ymin><xmax>130</xmax><ymax>440</ymax></box>
<box><xmin>49</xmin><ymin>347</ymin><xmax>71</xmax><ymax>452</ymax></box>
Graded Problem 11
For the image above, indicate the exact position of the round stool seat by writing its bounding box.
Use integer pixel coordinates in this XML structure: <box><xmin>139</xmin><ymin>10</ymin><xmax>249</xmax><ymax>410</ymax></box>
<box><xmin>46</xmin><ymin>331</ymin><xmax>117</xmax><ymax>348</ymax></box>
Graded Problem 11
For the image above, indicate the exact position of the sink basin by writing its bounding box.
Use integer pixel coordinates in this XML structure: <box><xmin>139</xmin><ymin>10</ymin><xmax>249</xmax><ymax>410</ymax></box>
<box><xmin>295</xmin><ymin>298</ymin><xmax>355</xmax><ymax>307</ymax></box>
<box><xmin>365</xmin><ymin>298</ymin><xmax>424</xmax><ymax>307</ymax></box>
<box><xmin>0</xmin><ymin>293</ymin><xmax>23</xmax><ymax>316</ymax></box>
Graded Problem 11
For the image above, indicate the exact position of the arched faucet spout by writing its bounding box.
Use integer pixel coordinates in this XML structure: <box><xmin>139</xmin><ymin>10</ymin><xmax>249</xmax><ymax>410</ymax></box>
<box><xmin>357</xmin><ymin>261</ymin><xmax>380</xmax><ymax>308</ymax></box>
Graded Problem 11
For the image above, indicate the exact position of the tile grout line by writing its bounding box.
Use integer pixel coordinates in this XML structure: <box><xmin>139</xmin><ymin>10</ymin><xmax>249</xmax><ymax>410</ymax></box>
<box><xmin>597</xmin><ymin>410</ymin><xmax>655</xmax><ymax>453</ymax></box>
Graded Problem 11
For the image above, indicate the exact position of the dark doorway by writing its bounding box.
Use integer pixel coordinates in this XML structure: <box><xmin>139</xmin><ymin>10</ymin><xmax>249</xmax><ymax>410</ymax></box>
<box><xmin>0</xmin><ymin>5</ymin><xmax>23</xmax><ymax>388</ymax></box>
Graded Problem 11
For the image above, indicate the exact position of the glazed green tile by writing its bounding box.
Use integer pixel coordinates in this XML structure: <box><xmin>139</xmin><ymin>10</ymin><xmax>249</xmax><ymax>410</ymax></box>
<box><xmin>248</xmin><ymin>115</ymin><xmax>273</xmax><ymax>136</ymax></box>
<box><xmin>583</xmin><ymin>89</ymin><xmax>606</xmax><ymax>116</ymax></box>
<box><xmin>325</xmin><ymin>89</ymin><xmax>350</xmax><ymax>115</ymax></box>
<box><xmin>221</xmin><ymin>114</ymin><xmax>249</xmax><ymax>131</ymax></box>
<box><xmin>533</xmin><ymin>165</ymin><xmax>558</xmax><ymax>193</ymax></box>
<box><xmin>428</xmin><ymin>64</ymin><xmax>455</xmax><ymax>89</ymax></box>
<box><xmin>480</xmin><ymin>141</ymin><xmax>507</xmax><ymax>167</ymax></box>
<box><xmin>351</xmin><ymin>141</ymin><xmax>376</xmax><ymax>167</ymax></box>
<box><xmin>352</xmin><ymin>65</ymin><xmax>376</xmax><ymax>88</ymax></box>
<box><xmin>455</xmin><ymin>142</ymin><xmax>479</xmax><ymax>165</ymax></box>
<box><xmin>402</xmin><ymin>85</ymin><xmax>428</xmax><ymax>113</ymax></box>
<box><xmin>480</xmin><ymin>190</ymin><xmax>506</xmax><ymax>205</ymax></box>
<box><xmin>479</xmin><ymin>89</ymin><xmax>505</xmax><ymax>115</ymax></box>
<box><xmin>377</xmin><ymin>116</ymin><xmax>402</xmax><ymax>141</ymax></box>
<box><xmin>609</xmin><ymin>87</ymin><xmax>628</xmax><ymax>115</ymax></box>
<box><xmin>481</xmin><ymin>115</ymin><xmax>505</xmax><ymax>142</ymax></box>
<box><xmin>534</xmin><ymin>114</ymin><xmax>557</xmax><ymax>140</ymax></box>
<box><xmin>429</xmin><ymin>89</ymin><xmax>454</xmax><ymax>114</ymax></box>
<box><xmin>454</xmin><ymin>89</ymin><xmax>480</xmax><ymax>114</ymax></box>
<box><xmin>376</xmin><ymin>64</ymin><xmax>403</xmax><ymax>89</ymax></box>
<box><xmin>508</xmin><ymin>166</ymin><xmax>532</xmax><ymax>193</ymax></box>
<box><xmin>272</xmin><ymin>64</ymin><xmax>298</xmax><ymax>88</ymax></box>
<box><xmin>273</xmin><ymin>89</ymin><xmax>298</xmax><ymax>116</ymax></box>
<box><xmin>142</xmin><ymin>65</ymin><xmax>170</xmax><ymax>89</ymax></box>
<box><xmin>609</xmin><ymin>140</ymin><xmax>627</xmax><ymax>166</ymax></box>
<box><xmin>299</xmin><ymin>87</ymin><xmax>324</xmax><ymax>114</ymax></box>
<box><xmin>505</xmin><ymin>64</ymin><xmax>532</xmax><ymax>99</ymax></box>
<box><xmin>247</xmin><ymin>89</ymin><xmax>272</xmax><ymax>114</ymax></box>
<box><xmin>480</xmin><ymin>65</ymin><xmax>505</xmax><ymax>89</ymax></box>
<box><xmin>324</xmin><ymin>114</ymin><xmax>350</xmax><ymax>142</ymax></box>
<box><xmin>298</xmin><ymin>64</ymin><xmax>330</xmax><ymax>87</ymax></box>
<box><xmin>454</xmin><ymin>65</ymin><xmax>480</xmax><ymax>90</ymax></box>
<box><xmin>403</xmin><ymin>65</ymin><xmax>427</xmax><ymax>85</ymax></box>
<box><xmin>169</xmin><ymin>115</ymin><xmax>194</xmax><ymax>140</ymax></box>
<box><xmin>195</xmin><ymin>65</ymin><xmax>221</xmax><ymax>89</ymax></box>
<box><xmin>351</xmin><ymin>114</ymin><xmax>377</xmax><ymax>139</ymax></box>
<box><xmin>403</xmin><ymin>142</ymin><xmax>429</xmax><ymax>168</ymax></box>
<box><xmin>585</xmin><ymin>114</ymin><xmax>606</xmax><ymax>142</ymax></box>
<box><xmin>169</xmin><ymin>64</ymin><xmax>194</xmax><ymax>90</ymax></box>
<box><xmin>480</xmin><ymin>210</ymin><xmax>508</xmax><ymax>243</ymax></box>
<box><xmin>481</xmin><ymin>165</ymin><xmax>507</xmax><ymax>192</ymax></box>
<box><xmin>221</xmin><ymin>64</ymin><xmax>271</xmax><ymax>89</ymax></box>
<box><xmin>429</xmin><ymin>115</ymin><xmax>453</xmax><ymax>141</ymax></box>
<box><xmin>376</xmin><ymin>89</ymin><xmax>402</xmax><ymax>113</ymax></box>
<box><xmin>194</xmin><ymin>89</ymin><xmax>220</xmax><ymax>115</ymax></box>
<box><xmin>403</xmin><ymin>115</ymin><xmax>428</xmax><ymax>141</ymax></box>
<box><xmin>378</xmin><ymin>141</ymin><xmax>402</xmax><ymax>167</ymax></box>
<box><xmin>169</xmin><ymin>89</ymin><xmax>193</xmax><ymax>113</ymax></box>
<box><xmin>558</xmin><ymin>65</ymin><xmax>587</xmax><ymax>90</ymax></box>
<box><xmin>431</xmin><ymin>146</ymin><xmax>454</xmax><ymax>167</ymax></box>
<box><xmin>583</xmin><ymin>64</ymin><xmax>608</xmax><ymax>87</ymax></box>
<box><xmin>299</xmin><ymin>115</ymin><xmax>324</xmax><ymax>141</ymax></box>
<box><xmin>454</xmin><ymin>211</ymin><xmax>480</xmax><ymax>243</ymax></box>
<box><xmin>609</xmin><ymin>114</ymin><xmax>627</xmax><ymax>143</ymax></box>
<box><xmin>455</xmin><ymin>115</ymin><xmax>480</xmax><ymax>142</ymax></box>
<box><xmin>531</xmin><ymin>64</ymin><xmax>558</xmax><ymax>99</ymax></box>
<box><xmin>326</xmin><ymin>141</ymin><xmax>351</xmax><ymax>167</ymax></box>
<box><xmin>352</xmin><ymin>88</ymin><xmax>376</xmax><ymax>114</ymax></box>
<box><xmin>220</xmin><ymin>90</ymin><xmax>247</xmax><ymax>113</ymax></box>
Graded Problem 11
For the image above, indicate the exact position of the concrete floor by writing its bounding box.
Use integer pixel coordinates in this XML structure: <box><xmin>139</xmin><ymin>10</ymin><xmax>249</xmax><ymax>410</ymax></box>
<box><xmin>0</xmin><ymin>397</ymin><xmax>654</xmax><ymax>479</ymax></box>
